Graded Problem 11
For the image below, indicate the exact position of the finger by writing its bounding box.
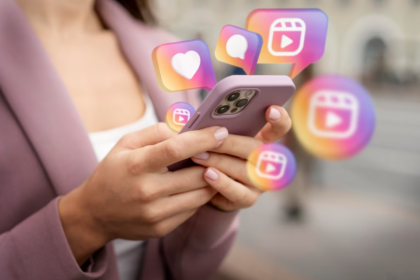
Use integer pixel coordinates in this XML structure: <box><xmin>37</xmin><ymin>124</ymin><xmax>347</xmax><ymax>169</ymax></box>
<box><xmin>191</xmin><ymin>152</ymin><xmax>252</xmax><ymax>186</ymax></box>
<box><xmin>210</xmin><ymin>134</ymin><xmax>263</xmax><ymax>160</ymax></box>
<box><xmin>202</xmin><ymin>167</ymin><xmax>260</xmax><ymax>209</ymax></box>
<box><xmin>148</xmin><ymin>208</ymin><xmax>197</xmax><ymax>237</ymax></box>
<box><xmin>132</xmin><ymin>126</ymin><xmax>228</xmax><ymax>172</ymax></box>
<box><xmin>147</xmin><ymin>186</ymin><xmax>217</xmax><ymax>222</ymax></box>
<box><xmin>153</xmin><ymin>166</ymin><xmax>208</xmax><ymax>196</ymax></box>
<box><xmin>116</xmin><ymin>123</ymin><xmax>176</xmax><ymax>151</ymax></box>
<box><xmin>255</xmin><ymin>106</ymin><xmax>292</xmax><ymax>143</ymax></box>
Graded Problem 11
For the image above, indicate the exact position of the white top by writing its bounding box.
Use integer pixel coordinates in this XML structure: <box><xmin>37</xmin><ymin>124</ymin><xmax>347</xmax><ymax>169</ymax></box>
<box><xmin>88</xmin><ymin>94</ymin><xmax>159</xmax><ymax>280</ymax></box>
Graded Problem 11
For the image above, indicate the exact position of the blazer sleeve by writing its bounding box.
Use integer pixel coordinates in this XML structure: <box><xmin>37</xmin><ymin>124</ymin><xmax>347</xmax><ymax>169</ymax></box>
<box><xmin>162</xmin><ymin>204</ymin><xmax>239</xmax><ymax>280</ymax></box>
<box><xmin>0</xmin><ymin>197</ymin><xmax>118</xmax><ymax>280</ymax></box>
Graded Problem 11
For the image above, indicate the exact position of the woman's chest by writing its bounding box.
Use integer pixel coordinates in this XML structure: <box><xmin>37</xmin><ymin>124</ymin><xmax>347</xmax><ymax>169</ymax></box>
<box><xmin>40</xmin><ymin>32</ymin><xmax>146</xmax><ymax>132</ymax></box>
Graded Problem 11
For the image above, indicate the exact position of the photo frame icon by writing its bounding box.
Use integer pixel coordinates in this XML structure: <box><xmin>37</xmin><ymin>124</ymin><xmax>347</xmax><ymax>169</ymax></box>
<box><xmin>173</xmin><ymin>108</ymin><xmax>191</xmax><ymax>125</ymax></box>
<box><xmin>268</xmin><ymin>18</ymin><xmax>306</xmax><ymax>57</ymax></box>
<box><xmin>308</xmin><ymin>91</ymin><xmax>359</xmax><ymax>139</ymax></box>
<box><xmin>256</xmin><ymin>151</ymin><xmax>287</xmax><ymax>180</ymax></box>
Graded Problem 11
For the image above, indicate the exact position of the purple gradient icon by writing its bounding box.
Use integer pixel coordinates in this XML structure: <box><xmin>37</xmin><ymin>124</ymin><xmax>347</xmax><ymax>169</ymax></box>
<box><xmin>215</xmin><ymin>25</ymin><xmax>263</xmax><ymax>75</ymax></box>
<box><xmin>152</xmin><ymin>39</ymin><xmax>217</xmax><ymax>92</ymax></box>
<box><xmin>246</xmin><ymin>9</ymin><xmax>328</xmax><ymax>79</ymax></box>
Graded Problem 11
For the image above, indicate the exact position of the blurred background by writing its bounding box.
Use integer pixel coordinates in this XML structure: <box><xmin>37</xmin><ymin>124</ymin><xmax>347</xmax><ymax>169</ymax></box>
<box><xmin>153</xmin><ymin>0</ymin><xmax>420</xmax><ymax>279</ymax></box>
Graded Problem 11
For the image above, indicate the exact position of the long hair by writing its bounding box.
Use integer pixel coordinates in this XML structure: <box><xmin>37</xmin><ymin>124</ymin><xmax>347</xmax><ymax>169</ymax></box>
<box><xmin>114</xmin><ymin>0</ymin><xmax>155</xmax><ymax>24</ymax></box>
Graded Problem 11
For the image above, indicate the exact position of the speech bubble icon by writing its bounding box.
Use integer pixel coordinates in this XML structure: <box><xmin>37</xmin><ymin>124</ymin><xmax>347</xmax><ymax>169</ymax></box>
<box><xmin>226</xmin><ymin>34</ymin><xmax>248</xmax><ymax>59</ymax></box>
<box><xmin>246</xmin><ymin>9</ymin><xmax>328</xmax><ymax>79</ymax></box>
<box><xmin>152</xmin><ymin>39</ymin><xmax>217</xmax><ymax>92</ymax></box>
<box><xmin>215</xmin><ymin>25</ymin><xmax>263</xmax><ymax>75</ymax></box>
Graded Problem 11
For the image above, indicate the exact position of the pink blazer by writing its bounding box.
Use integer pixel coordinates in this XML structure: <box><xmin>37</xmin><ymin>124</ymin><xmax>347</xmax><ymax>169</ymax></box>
<box><xmin>0</xmin><ymin>0</ymin><xmax>239</xmax><ymax>279</ymax></box>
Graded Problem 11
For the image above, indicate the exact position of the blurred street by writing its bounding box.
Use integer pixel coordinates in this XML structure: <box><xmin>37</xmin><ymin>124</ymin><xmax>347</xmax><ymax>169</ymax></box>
<box><xmin>213</xmin><ymin>89</ymin><xmax>420</xmax><ymax>280</ymax></box>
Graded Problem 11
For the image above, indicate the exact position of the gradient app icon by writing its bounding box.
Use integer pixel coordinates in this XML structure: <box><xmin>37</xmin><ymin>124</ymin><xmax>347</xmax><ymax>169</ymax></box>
<box><xmin>309</xmin><ymin>91</ymin><xmax>359</xmax><ymax>139</ymax></box>
<box><xmin>247</xmin><ymin>143</ymin><xmax>296</xmax><ymax>191</ymax></box>
<box><xmin>246</xmin><ymin>9</ymin><xmax>328</xmax><ymax>79</ymax></box>
<box><xmin>165</xmin><ymin>102</ymin><xmax>195</xmax><ymax>132</ymax></box>
<box><xmin>215</xmin><ymin>25</ymin><xmax>263</xmax><ymax>75</ymax></box>
<box><xmin>152</xmin><ymin>39</ymin><xmax>217</xmax><ymax>92</ymax></box>
<box><xmin>291</xmin><ymin>75</ymin><xmax>375</xmax><ymax>160</ymax></box>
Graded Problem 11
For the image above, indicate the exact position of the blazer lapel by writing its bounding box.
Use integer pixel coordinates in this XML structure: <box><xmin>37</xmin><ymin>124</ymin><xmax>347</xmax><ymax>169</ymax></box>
<box><xmin>96</xmin><ymin>0</ymin><xmax>202</xmax><ymax>121</ymax></box>
<box><xmin>0</xmin><ymin>0</ymin><xmax>98</xmax><ymax>196</ymax></box>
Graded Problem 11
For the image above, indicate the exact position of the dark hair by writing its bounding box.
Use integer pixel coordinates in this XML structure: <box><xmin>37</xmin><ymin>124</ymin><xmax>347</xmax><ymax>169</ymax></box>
<box><xmin>114</xmin><ymin>0</ymin><xmax>156</xmax><ymax>24</ymax></box>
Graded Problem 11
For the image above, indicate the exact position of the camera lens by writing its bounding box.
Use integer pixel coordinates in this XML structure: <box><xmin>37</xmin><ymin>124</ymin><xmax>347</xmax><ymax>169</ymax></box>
<box><xmin>235</xmin><ymin>98</ymin><xmax>248</xmax><ymax>108</ymax></box>
<box><xmin>227</xmin><ymin>92</ymin><xmax>240</xmax><ymax>102</ymax></box>
<box><xmin>216</xmin><ymin>105</ymin><xmax>230</xmax><ymax>114</ymax></box>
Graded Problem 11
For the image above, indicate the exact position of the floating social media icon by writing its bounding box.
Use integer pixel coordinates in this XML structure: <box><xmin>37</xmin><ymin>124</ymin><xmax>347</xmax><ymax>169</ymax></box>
<box><xmin>256</xmin><ymin>151</ymin><xmax>287</xmax><ymax>180</ymax></box>
<box><xmin>268</xmin><ymin>18</ymin><xmax>306</xmax><ymax>57</ymax></box>
<box><xmin>247</xmin><ymin>143</ymin><xmax>296</xmax><ymax>191</ymax></box>
<box><xmin>171</xmin><ymin>51</ymin><xmax>201</xmax><ymax>80</ymax></box>
<box><xmin>215</xmin><ymin>25</ymin><xmax>263</xmax><ymax>75</ymax></box>
<box><xmin>165</xmin><ymin>102</ymin><xmax>195</xmax><ymax>132</ymax></box>
<box><xmin>291</xmin><ymin>75</ymin><xmax>375</xmax><ymax>160</ymax></box>
<box><xmin>226</xmin><ymin>35</ymin><xmax>248</xmax><ymax>59</ymax></box>
<box><xmin>152</xmin><ymin>39</ymin><xmax>217</xmax><ymax>92</ymax></box>
<box><xmin>308</xmin><ymin>91</ymin><xmax>359</xmax><ymax>139</ymax></box>
<box><xmin>246</xmin><ymin>9</ymin><xmax>328</xmax><ymax>79</ymax></box>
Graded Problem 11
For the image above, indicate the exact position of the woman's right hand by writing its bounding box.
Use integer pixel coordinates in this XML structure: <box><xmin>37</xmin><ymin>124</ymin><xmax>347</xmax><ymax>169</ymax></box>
<box><xmin>58</xmin><ymin>123</ymin><xmax>229</xmax><ymax>265</ymax></box>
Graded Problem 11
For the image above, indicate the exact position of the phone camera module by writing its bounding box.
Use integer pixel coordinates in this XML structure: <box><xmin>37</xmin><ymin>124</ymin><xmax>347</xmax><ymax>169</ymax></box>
<box><xmin>235</xmin><ymin>99</ymin><xmax>249</xmax><ymax>108</ymax></box>
<box><xmin>226</xmin><ymin>92</ymin><xmax>240</xmax><ymax>102</ymax></box>
<box><xmin>245</xmin><ymin>90</ymin><xmax>255</xmax><ymax>97</ymax></box>
<box><xmin>216</xmin><ymin>105</ymin><xmax>230</xmax><ymax>114</ymax></box>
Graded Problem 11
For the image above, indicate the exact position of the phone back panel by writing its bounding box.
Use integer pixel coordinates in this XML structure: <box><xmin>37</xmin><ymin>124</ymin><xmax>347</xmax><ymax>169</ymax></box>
<box><xmin>168</xmin><ymin>75</ymin><xmax>295</xmax><ymax>171</ymax></box>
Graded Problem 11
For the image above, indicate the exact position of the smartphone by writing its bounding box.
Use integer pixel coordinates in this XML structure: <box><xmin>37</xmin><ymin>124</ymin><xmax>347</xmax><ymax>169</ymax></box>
<box><xmin>168</xmin><ymin>75</ymin><xmax>295</xmax><ymax>171</ymax></box>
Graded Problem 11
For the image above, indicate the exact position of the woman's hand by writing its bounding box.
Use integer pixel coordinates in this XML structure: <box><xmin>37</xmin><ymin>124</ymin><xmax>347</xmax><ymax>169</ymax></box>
<box><xmin>191</xmin><ymin>106</ymin><xmax>292</xmax><ymax>211</ymax></box>
<box><xmin>255</xmin><ymin>105</ymin><xmax>292</xmax><ymax>143</ymax></box>
<box><xmin>59</xmin><ymin>123</ymin><xmax>229</xmax><ymax>264</ymax></box>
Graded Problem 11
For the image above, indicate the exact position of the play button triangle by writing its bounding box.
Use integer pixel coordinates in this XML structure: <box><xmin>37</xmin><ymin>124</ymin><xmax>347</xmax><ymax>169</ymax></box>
<box><xmin>178</xmin><ymin>116</ymin><xmax>184</xmax><ymax>122</ymax></box>
<box><xmin>326</xmin><ymin>111</ymin><xmax>342</xmax><ymax>128</ymax></box>
<box><xmin>265</xmin><ymin>163</ymin><xmax>276</xmax><ymax>173</ymax></box>
<box><xmin>281</xmin><ymin>35</ymin><xmax>293</xmax><ymax>49</ymax></box>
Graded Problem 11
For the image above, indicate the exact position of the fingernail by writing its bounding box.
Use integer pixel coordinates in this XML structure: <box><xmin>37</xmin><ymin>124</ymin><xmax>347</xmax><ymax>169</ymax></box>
<box><xmin>204</xmin><ymin>168</ymin><xmax>219</xmax><ymax>181</ymax></box>
<box><xmin>192</xmin><ymin>152</ymin><xmax>209</xmax><ymax>160</ymax></box>
<box><xmin>214</xmin><ymin>127</ymin><xmax>228</xmax><ymax>141</ymax></box>
<box><xmin>268</xmin><ymin>107</ymin><xmax>281</xmax><ymax>121</ymax></box>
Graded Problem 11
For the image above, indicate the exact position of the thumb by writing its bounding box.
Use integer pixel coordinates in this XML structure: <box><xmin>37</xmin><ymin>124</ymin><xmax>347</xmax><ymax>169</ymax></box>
<box><xmin>114</xmin><ymin>122</ymin><xmax>176</xmax><ymax>152</ymax></box>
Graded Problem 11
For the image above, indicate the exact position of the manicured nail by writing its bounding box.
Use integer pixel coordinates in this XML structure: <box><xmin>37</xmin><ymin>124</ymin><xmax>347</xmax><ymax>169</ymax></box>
<box><xmin>214</xmin><ymin>127</ymin><xmax>228</xmax><ymax>141</ymax></box>
<box><xmin>204</xmin><ymin>168</ymin><xmax>219</xmax><ymax>181</ymax></box>
<box><xmin>268</xmin><ymin>107</ymin><xmax>281</xmax><ymax>121</ymax></box>
<box><xmin>193</xmin><ymin>152</ymin><xmax>209</xmax><ymax>160</ymax></box>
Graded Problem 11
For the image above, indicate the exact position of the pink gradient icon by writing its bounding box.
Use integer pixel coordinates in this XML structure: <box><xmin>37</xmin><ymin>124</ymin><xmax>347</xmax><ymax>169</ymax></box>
<box><xmin>246</xmin><ymin>9</ymin><xmax>328</xmax><ymax>79</ymax></box>
<box><xmin>247</xmin><ymin>143</ymin><xmax>296</xmax><ymax>191</ymax></box>
<box><xmin>215</xmin><ymin>25</ymin><xmax>263</xmax><ymax>75</ymax></box>
<box><xmin>165</xmin><ymin>102</ymin><xmax>195</xmax><ymax>133</ymax></box>
<box><xmin>152</xmin><ymin>39</ymin><xmax>217</xmax><ymax>92</ymax></box>
<box><xmin>291</xmin><ymin>75</ymin><xmax>375</xmax><ymax>160</ymax></box>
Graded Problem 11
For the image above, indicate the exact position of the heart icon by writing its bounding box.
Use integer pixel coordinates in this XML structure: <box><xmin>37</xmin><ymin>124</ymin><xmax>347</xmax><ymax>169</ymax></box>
<box><xmin>171</xmin><ymin>51</ymin><xmax>201</xmax><ymax>80</ymax></box>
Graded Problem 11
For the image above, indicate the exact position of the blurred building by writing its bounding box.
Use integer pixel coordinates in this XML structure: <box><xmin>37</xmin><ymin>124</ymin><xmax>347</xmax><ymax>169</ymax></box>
<box><xmin>154</xmin><ymin>0</ymin><xmax>420</xmax><ymax>85</ymax></box>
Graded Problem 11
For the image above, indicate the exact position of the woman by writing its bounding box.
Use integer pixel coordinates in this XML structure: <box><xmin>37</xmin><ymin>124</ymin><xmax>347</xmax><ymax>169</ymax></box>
<box><xmin>0</xmin><ymin>0</ymin><xmax>292</xmax><ymax>279</ymax></box>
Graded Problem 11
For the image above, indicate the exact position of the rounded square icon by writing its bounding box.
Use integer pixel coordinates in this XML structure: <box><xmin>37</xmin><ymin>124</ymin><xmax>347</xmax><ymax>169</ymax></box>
<box><xmin>256</xmin><ymin>151</ymin><xmax>287</xmax><ymax>180</ymax></box>
<box><xmin>152</xmin><ymin>39</ymin><xmax>217</xmax><ymax>92</ymax></box>
<box><xmin>173</xmin><ymin>108</ymin><xmax>191</xmax><ymax>125</ymax></box>
<box><xmin>308</xmin><ymin>91</ymin><xmax>359</xmax><ymax>139</ymax></box>
<box><xmin>246</xmin><ymin>9</ymin><xmax>328</xmax><ymax>78</ymax></box>
<box><xmin>215</xmin><ymin>25</ymin><xmax>263</xmax><ymax>75</ymax></box>
<box><xmin>268</xmin><ymin>18</ymin><xmax>306</xmax><ymax>57</ymax></box>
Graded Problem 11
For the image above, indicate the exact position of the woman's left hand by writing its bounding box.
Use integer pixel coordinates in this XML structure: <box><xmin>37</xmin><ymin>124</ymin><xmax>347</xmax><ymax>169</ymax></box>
<box><xmin>192</xmin><ymin>106</ymin><xmax>292</xmax><ymax>211</ymax></box>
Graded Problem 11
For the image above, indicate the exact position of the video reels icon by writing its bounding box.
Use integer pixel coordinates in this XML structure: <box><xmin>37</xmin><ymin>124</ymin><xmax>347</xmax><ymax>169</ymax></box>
<box><xmin>268</xmin><ymin>18</ymin><xmax>306</xmax><ymax>57</ymax></box>
<box><xmin>308</xmin><ymin>91</ymin><xmax>359</xmax><ymax>139</ymax></box>
<box><xmin>256</xmin><ymin>151</ymin><xmax>287</xmax><ymax>180</ymax></box>
<box><xmin>173</xmin><ymin>108</ymin><xmax>191</xmax><ymax>125</ymax></box>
